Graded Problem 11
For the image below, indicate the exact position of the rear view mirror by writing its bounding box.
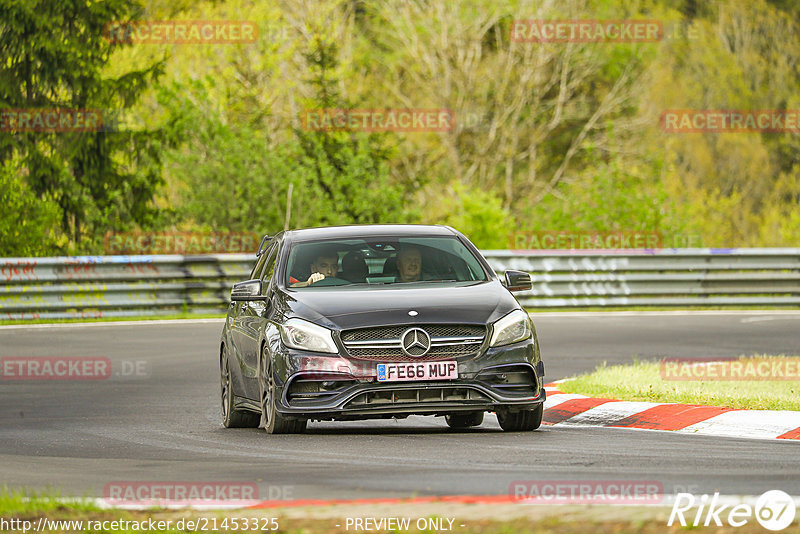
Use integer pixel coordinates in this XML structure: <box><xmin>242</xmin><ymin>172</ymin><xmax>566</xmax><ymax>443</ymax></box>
<box><xmin>503</xmin><ymin>270</ymin><xmax>532</xmax><ymax>292</ymax></box>
<box><xmin>230</xmin><ymin>279</ymin><xmax>264</xmax><ymax>301</ymax></box>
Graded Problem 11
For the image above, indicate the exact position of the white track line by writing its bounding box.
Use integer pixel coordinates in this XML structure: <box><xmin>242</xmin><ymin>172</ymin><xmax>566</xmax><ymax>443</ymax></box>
<box><xmin>678</xmin><ymin>410</ymin><xmax>800</xmax><ymax>440</ymax></box>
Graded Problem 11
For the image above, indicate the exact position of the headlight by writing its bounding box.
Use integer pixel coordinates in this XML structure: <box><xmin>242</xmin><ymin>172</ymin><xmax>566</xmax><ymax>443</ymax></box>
<box><xmin>489</xmin><ymin>310</ymin><xmax>532</xmax><ymax>347</ymax></box>
<box><xmin>280</xmin><ymin>318</ymin><xmax>338</xmax><ymax>353</ymax></box>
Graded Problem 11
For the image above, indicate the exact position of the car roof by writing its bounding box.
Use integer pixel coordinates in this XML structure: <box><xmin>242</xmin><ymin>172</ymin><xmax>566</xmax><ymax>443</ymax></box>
<box><xmin>284</xmin><ymin>224</ymin><xmax>457</xmax><ymax>242</ymax></box>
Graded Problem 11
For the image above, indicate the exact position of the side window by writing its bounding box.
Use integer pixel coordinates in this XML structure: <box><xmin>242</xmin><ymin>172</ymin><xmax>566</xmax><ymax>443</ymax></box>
<box><xmin>262</xmin><ymin>242</ymin><xmax>281</xmax><ymax>282</ymax></box>
<box><xmin>250</xmin><ymin>243</ymin><xmax>274</xmax><ymax>280</ymax></box>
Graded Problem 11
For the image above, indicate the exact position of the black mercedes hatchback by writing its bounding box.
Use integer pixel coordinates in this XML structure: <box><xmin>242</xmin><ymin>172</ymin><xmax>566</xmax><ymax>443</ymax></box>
<box><xmin>219</xmin><ymin>225</ymin><xmax>545</xmax><ymax>433</ymax></box>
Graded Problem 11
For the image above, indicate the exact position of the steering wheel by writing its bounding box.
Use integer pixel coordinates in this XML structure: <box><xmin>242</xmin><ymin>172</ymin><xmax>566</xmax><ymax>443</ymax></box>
<box><xmin>310</xmin><ymin>276</ymin><xmax>350</xmax><ymax>287</ymax></box>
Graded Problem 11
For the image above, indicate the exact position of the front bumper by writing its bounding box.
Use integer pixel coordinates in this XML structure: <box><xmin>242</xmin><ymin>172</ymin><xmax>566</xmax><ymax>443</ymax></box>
<box><xmin>272</xmin><ymin>340</ymin><xmax>545</xmax><ymax>420</ymax></box>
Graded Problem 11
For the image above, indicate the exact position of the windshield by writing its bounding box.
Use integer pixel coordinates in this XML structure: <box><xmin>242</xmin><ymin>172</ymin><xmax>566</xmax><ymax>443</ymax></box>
<box><xmin>285</xmin><ymin>236</ymin><xmax>488</xmax><ymax>288</ymax></box>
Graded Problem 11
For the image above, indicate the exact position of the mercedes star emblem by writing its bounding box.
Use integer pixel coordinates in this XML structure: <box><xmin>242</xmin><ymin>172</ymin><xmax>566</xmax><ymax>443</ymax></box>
<box><xmin>400</xmin><ymin>327</ymin><xmax>431</xmax><ymax>357</ymax></box>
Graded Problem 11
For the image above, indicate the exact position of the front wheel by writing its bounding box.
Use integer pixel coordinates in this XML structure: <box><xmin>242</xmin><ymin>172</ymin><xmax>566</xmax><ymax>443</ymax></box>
<box><xmin>497</xmin><ymin>403</ymin><xmax>543</xmax><ymax>432</ymax></box>
<box><xmin>259</xmin><ymin>345</ymin><xmax>307</xmax><ymax>434</ymax></box>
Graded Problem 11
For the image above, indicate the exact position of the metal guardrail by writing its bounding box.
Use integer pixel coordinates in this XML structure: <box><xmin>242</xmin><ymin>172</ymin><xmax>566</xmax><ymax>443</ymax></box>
<box><xmin>1</xmin><ymin>249</ymin><xmax>799</xmax><ymax>320</ymax></box>
<box><xmin>0</xmin><ymin>255</ymin><xmax>253</xmax><ymax>320</ymax></box>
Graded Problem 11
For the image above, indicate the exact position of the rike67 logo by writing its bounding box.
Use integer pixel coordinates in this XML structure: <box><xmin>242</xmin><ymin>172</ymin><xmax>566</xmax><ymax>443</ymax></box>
<box><xmin>669</xmin><ymin>490</ymin><xmax>796</xmax><ymax>531</ymax></box>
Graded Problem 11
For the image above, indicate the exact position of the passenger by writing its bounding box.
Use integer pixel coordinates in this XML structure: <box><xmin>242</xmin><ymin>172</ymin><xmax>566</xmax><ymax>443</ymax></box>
<box><xmin>289</xmin><ymin>250</ymin><xmax>339</xmax><ymax>287</ymax></box>
<box><xmin>396</xmin><ymin>246</ymin><xmax>423</xmax><ymax>283</ymax></box>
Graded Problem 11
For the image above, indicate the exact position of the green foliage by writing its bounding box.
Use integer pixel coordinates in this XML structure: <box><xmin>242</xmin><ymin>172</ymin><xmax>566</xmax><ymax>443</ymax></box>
<box><xmin>0</xmin><ymin>0</ymin><xmax>165</xmax><ymax>253</ymax></box>
<box><xmin>294</xmin><ymin>132</ymin><xmax>416</xmax><ymax>226</ymax></box>
<box><xmin>157</xmin><ymin>82</ymin><xmax>294</xmax><ymax>234</ymax></box>
<box><xmin>422</xmin><ymin>182</ymin><xmax>512</xmax><ymax>249</ymax></box>
<box><xmin>649</xmin><ymin>0</ymin><xmax>800</xmax><ymax>246</ymax></box>
<box><xmin>156</xmin><ymin>30</ymin><xmax>417</xmax><ymax>235</ymax></box>
<box><xmin>0</xmin><ymin>162</ymin><xmax>60</xmax><ymax>256</ymax></box>
<box><xmin>291</xmin><ymin>31</ymin><xmax>418</xmax><ymax>226</ymax></box>
<box><xmin>528</xmin><ymin>155</ymin><xmax>690</xmax><ymax>239</ymax></box>
<box><xmin>2</xmin><ymin>0</ymin><xmax>799</xmax><ymax>255</ymax></box>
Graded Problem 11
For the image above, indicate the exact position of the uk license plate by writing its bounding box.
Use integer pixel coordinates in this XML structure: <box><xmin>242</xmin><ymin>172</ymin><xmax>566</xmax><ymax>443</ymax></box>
<box><xmin>376</xmin><ymin>361</ymin><xmax>457</xmax><ymax>382</ymax></box>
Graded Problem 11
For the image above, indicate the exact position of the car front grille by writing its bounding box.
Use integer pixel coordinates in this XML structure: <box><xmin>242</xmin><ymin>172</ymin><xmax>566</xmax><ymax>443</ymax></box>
<box><xmin>340</xmin><ymin>324</ymin><xmax>486</xmax><ymax>362</ymax></box>
<box><xmin>344</xmin><ymin>386</ymin><xmax>491</xmax><ymax>408</ymax></box>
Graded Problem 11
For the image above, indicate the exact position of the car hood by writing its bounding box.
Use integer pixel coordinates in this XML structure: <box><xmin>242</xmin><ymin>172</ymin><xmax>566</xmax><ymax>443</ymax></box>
<box><xmin>283</xmin><ymin>281</ymin><xmax>520</xmax><ymax>331</ymax></box>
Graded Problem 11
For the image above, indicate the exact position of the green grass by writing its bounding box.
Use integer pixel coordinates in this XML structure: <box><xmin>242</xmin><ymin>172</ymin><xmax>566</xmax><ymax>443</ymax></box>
<box><xmin>1</xmin><ymin>488</ymin><xmax>795</xmax><ymax>533</ymax></box>
<box><xmin>0</xmin><ymin>492</ymin><xmax>742</xmax><ymax>534</ymax></box>
<box><xmin>0</xmin><ymin>312</ymin><xmax>225</xmax><ymax>326</ymax></box>
<box><xmin>0</xmin><ymin>488</ymin><xmax>100</xmax><ymax>515</ymax></box>
<box><xmin>559</xmin><ymin>355</ymin><xmax>800</xmax><ymax>411</ymax></box>
<box><xmin>528</xmin><ymin>306</ymin><xmax>800</xmax><ymax>313</ymax></box>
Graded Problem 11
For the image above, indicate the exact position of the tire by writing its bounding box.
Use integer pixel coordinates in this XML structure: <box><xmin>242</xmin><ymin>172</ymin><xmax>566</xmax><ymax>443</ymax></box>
<box><xmin>445</xmin><ymin>411</ymin><xmax>484</xmax><ymax>429</ymax></box>
<box><xmin>220</xmin><ymin>348</ymin><xmax>260</xmax><ymax>428</ymax></box>
<box><xmin>497</xmin><ymin>403</ymin><xmax>543</xmax><ymax>432</ymax></box>
<box><xmin>259</xmin><ymin>345</ymin><xmax>307</xmax><ymax>434</ymax></box>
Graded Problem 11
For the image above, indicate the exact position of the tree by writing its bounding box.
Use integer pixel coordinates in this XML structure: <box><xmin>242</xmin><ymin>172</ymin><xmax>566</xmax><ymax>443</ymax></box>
<box><xmin>0</xmin><ymin>0</ymin><xmax>165</xmax><ymax>252</ymax></box>
<box><xmin>0</xmin><ymin>160</ymin><xmax>60</xmax><ymax>256</ymax></box>
<box><xmin>158</xmin><ymin>81</ymin><xmax>301</xmax><ymax>234</ymax></box>
<box><xmin>646</xmin><ymin>0</ymin><xmax>800</xmax><ymax>245</ymax></box>
<box><xmin>366</xmin><ymin>0</ymin><xmax>652</xmax><ymax>216</ymax></box>
<box><xmin>420</xmin><ymin>181</ymin><xmax>513</xmax><ymax>249</ymax></box>
<box><xmin>291</xmin><ymin>28</ymin><xmax>419</xmax><ymax>225</ymax></box>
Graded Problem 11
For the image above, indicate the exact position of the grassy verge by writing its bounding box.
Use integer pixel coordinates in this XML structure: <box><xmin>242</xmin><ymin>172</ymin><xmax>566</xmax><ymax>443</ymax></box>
<box><xmin>0</xmin><ymin>488</ymin><xmax>100</xmax><ymax>516</ymax></box>
<box><xmin>528</xmin><ymin>306</ymin><xmax>800</xmax><ymax>313</ymax></box>
<box><xmin>559</xmin><ymin>356</ymin><xmax>800</xmax><ymax>411</ymax></box>
<box><xmin>0</xmin><ymin>489</ymin><xmax>783</xmax><ymax>534</ymax></box>
<box><xmin>0</xmin><ymin>313</ymin><xmax>225</xmax><ymax>326</ymax></box>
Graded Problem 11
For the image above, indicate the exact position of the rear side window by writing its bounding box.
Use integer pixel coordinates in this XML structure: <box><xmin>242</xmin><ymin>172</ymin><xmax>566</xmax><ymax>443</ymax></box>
<box><xmin>250</xmin><ymin>242</ymin><xmax>274</xmax><ymax>280</ymax></box>
<box><xmin>262</xmin><ymin>242</ymin><xmax>281</xmax><ymax>282</ymax></box>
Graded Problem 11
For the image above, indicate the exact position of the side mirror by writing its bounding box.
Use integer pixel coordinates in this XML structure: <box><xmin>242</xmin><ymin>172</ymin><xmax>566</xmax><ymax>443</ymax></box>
<box><xmin>503</xmin><ymin>270</ymin><xmax>532</xmax><ymax>292</ymax></box>
<box><xmin>230</xmin><ymin>279</ymin><xmax>267</xmax><ymax>301</ymax></box>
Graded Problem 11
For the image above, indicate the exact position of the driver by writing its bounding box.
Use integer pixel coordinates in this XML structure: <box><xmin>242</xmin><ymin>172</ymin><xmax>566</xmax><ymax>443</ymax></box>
<box><xmin>396</xmin><ymin>245</ymin><xmax>423</xmax><ymax>282</ymax></box>
<box><xmin>289</xmin><ymin>249</ymin><xmax>339</xmax><ymax>287</ymax></box>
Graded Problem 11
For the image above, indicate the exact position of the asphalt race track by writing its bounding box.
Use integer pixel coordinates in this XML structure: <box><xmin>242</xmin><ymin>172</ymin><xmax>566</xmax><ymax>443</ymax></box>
<box><xmin>1</xmin><ymin>312</ymin><xmax>799</xmax><ymax>500</ymax></box>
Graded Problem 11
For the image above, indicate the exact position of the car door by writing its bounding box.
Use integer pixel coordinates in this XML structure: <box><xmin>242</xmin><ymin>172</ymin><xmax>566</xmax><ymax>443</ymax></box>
<box><xmin>238</xmin><ymin>240</ymin><xmax>282</xmax><ymax>400</ymax></box>
<box><xmin>230</xmin><ymin>242</ymin><xmax>274</xmax><ymax>400</ymax></box>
